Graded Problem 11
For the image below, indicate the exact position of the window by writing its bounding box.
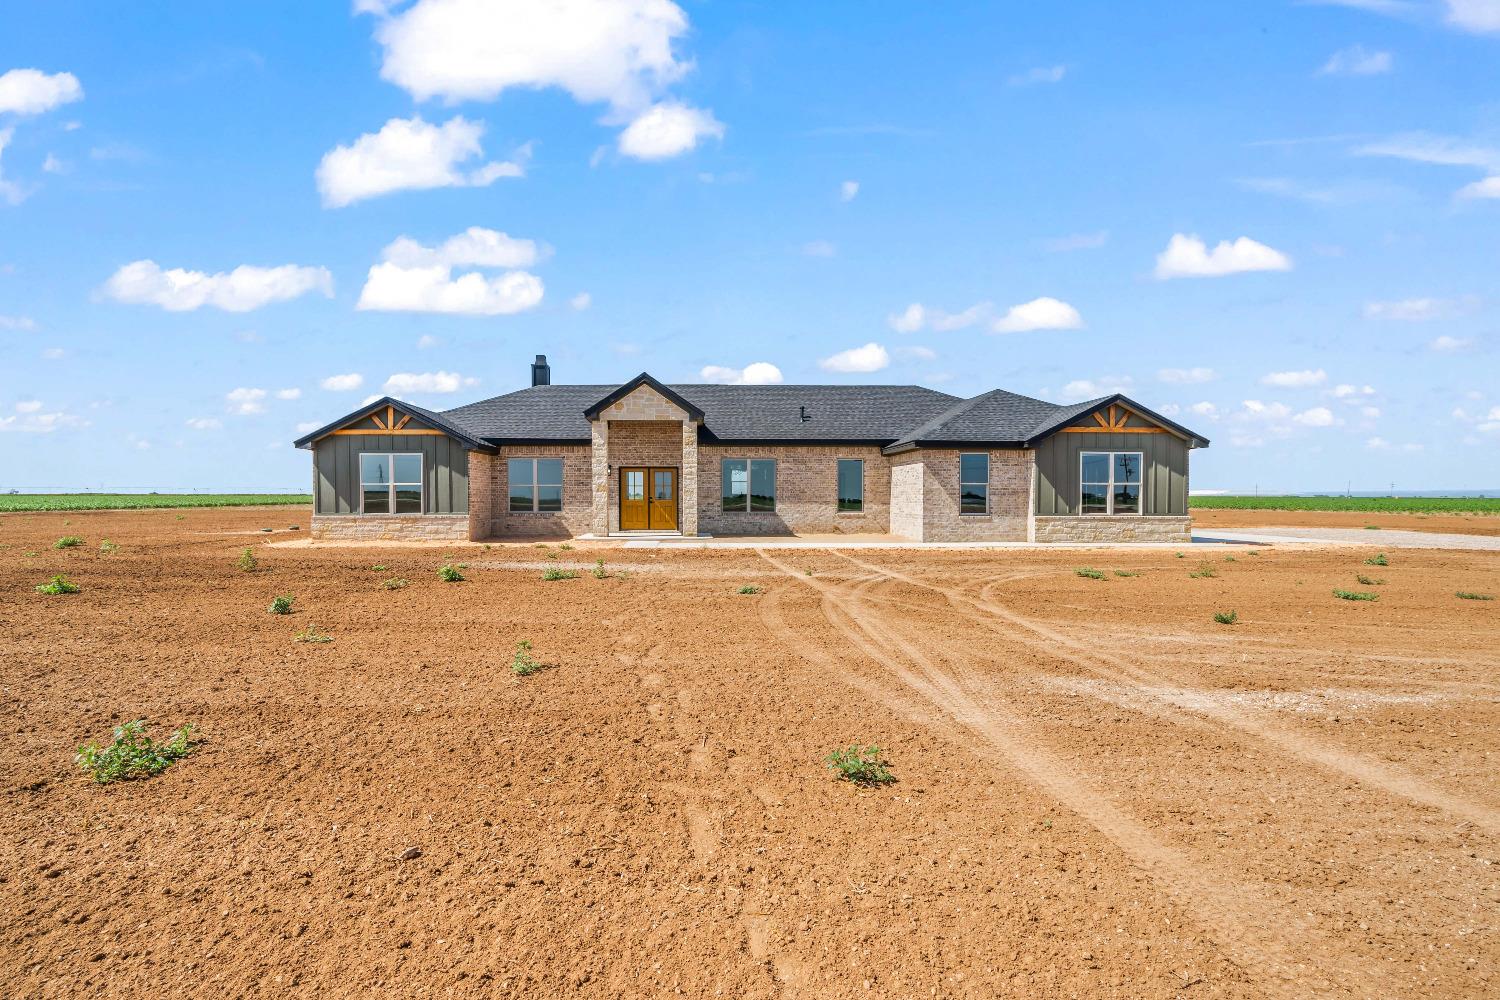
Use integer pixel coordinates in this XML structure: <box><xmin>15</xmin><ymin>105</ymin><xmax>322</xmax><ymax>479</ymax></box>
<box><xmin>959</xmin><ymin>453</ymin><xmax>989</xmax><ymax>514</ymax></box>
<box><xmin>360</xmin><ymin>453</ymin><xmax>422</xmax><ymax>514</ymax></box>
<box><xmin>1081</xmin><ymin>451</ymin><xmax>1142</xmax><ymax>515</ymax></box>
<box><xmin>837</xmin><ymin>459</ymin><xmax>864</xmax><ymax>512</ymax></box>
<box><xmin>721</xmin><ymin>459</ymin><xmax>776</xmax><ymax>512</ymax></box>
<box><xmin>509</xmin><ymin>458</ymin><xmax>564</xmax><ymax>512</ymax></box>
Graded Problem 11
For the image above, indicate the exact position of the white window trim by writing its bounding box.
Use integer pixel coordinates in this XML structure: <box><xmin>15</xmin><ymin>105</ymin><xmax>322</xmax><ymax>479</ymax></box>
<box><xmin>721</xmin><ymin>457</ymin><xmax>777</xmax><ymax>513</ymax></box>
<box><xmin>1079</xmin><ymin>450</ymin><xmax>1144</xmax><ymax>516</ymax></box>
<box><xmin>836</xmin><ymin>458</ymin><xmax>864</xmax><ymax>513</ymax></box>
<box><xmin>359</xmin><ymin>452</ymin><xmax>424</xmax><ymax>515</ymax></box>
<box><xmin>959</xmin><ymin>452</ymin><xmax>989</xmax><ymax>515</ymax></box>
<box><xmin>508</xmin><ymin>457</ymin><xmax>565</xmax><ymax>514</ymax></box>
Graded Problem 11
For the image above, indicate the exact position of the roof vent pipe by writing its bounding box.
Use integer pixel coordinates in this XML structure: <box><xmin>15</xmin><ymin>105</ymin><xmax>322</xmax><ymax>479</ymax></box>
<box><xmin>799</xmin><ymin>405</ymin><xmax>811</xmax><ymax>422</ymax></box>
<box><xmin>531</xmin><ymin>354</ymin><xmax>551</xmax><ymax>387</ymax></box>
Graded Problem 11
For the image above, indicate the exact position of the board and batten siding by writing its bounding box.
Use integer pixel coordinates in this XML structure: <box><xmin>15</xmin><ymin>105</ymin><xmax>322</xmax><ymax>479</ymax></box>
<box><xmin>1033</xmin><ymin>430</ymin><xmax>1188</xmax><ymax>516</ymax></box>
<box><xmin>313</xmin><ymin>434</ymin><xmax>469</xmax><ymax>515</ymax></box>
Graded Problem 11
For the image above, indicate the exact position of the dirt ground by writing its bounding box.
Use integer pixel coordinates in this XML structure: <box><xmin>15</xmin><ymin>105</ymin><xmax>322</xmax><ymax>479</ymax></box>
<box><xmin>2</xmin><ymin>507</ymin><xmax>1497</xmax><ymax>999</ymax></box>
<box><xmin>1193</xmin><ymin>507</ymin><xmax>1500</xmax><ymax>537</ymax></box>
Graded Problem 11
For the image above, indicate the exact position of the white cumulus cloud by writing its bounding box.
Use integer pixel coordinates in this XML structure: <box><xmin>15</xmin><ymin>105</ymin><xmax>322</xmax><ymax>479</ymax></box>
<box><xmin>1459</xmin><ymin>176</ymin><xmax>1500</xmax><ymax>198</ymax></box>
<box><xmin>1060</xmin><ymin>376</ymin><xmax>1133</xmax><ymax>402</ymax></box>
<box><xmin>316</xmin><ymin>116</ymin><xmax>526</xmax><ymax>208</ymax></box>
<box><xmin>1445</xmin><ymin>0</ymin><xmax>1500</xmax><ymax>33</ymax></box>
<box><xmin>617</xmin><ymin>102</ymin><xmax>723</xmax><ymax>160</ymax></box>
<box><xmin>102</xmin><ymin>260</ymin><xmax>333</xmax><ymax>312</ymax></box>
<box><xmin>16</xmin><ymin>400</ymin><xmax>43</xmax><ymax>413</ymax></box>
<box><xmin>186</xmin><ymin>417</ymin><xmax>222</xmax><ymax>430</ymax></box>
<box><xmin>1008</xmin><ymin>65</ymin><xmax>1067</xmax><ymax>86</ymax></box>
<box><xmin>840</xmin><ymin>180</ymin><xmax>859</xmax><ymax>202</ymax></box>
<box><xmin>819</xmin><ymin>343</ymin><xmax>890</xmax><ymax>374</ymax></box>
<box><xmin>1261</xmin><ymin>369</ymin><xmax>1327</xmax><ymax>388</ymax></box>
<box><xmin>383</xmin><ymin>371</ymin><xmax>479</xmax><ymax>394</ymax></box>
<box><xmin>1154</xmin><ymin>233</ymin><xmax>1292</xmax><ymax>279</ymax></box>
<box><xmin>0</xmin><ymin>69</ymin><xmax>84</xmax><ymax>115</ymax></box>
<box><xmin>358</xmin><ymin>229</ymin><xmax>545</xmax><ymax>316</ymax></box>
<box><xmin>991</xmin><ymin>297</ymin><xmax>1083</xmax><ymax>334</ymax></box>
<box><xmin>321</xmin><ymin>373</ymin><xmax>364</xmax><ymax>391</ymax></box>
<box><xmin>570</xmin><ymin>291</ymin><xmax>592</xmax><ymax>310</ymax></box>
<box><xmin>226</xmin><ymin>387</ymin><xmax>268</xmax><ymax>415</ymax></box>
<box><xmin>1364</xmin><ymin>296</ymin><xmax>1475</xmax><ymax>321</ymax></box>
<box><xmin>699</xmin><ymin>362</ymin><xmax>784</xmax><ymax>385</ymax></box>
<box><xmin>1429</xmin><ymin>334</ymin><xmax>1474</xmax><ymax>352</ymax></box>
<box><xmin>1293</xmin><ymin>406</ymin><xmax>1339</xmax><ymax>427</ymax></box>
<box><xmin>276</xmin><ymin>388</ymin><xmax>302</xmax><ymax>400</ymax></box>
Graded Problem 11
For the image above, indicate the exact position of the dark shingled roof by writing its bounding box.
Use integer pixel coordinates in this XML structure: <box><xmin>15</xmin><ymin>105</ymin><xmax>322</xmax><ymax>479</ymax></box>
<box><xmin>296</xmin><ymin>379</ymin><xmax>1209</xmax><ymax>451</ymax></box>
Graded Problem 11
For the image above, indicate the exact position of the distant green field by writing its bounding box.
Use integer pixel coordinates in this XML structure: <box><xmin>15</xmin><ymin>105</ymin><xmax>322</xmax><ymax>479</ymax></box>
<box><xmin>1190</xmin><ymin>495</ymin><xmax>1500</xmax><ymax>514</ymax></box>
<box><xmin>0</xmin><ymin>494</ymin><xmax>312</xmax><ymax>512</ymax></box>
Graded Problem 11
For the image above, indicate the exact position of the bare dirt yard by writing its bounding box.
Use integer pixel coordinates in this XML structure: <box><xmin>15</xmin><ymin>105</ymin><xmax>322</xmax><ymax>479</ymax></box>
<box><xmin>3</xmin><ymin>507</ymin><xmax>1498</xmax><ymax>999</ymax></box>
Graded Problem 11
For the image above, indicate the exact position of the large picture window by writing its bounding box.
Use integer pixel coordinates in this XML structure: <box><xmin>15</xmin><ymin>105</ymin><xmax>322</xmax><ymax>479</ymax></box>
<box><xmin>959</xmin><ymin>453</ymin><xmax>989</xmax><ymax>514</ymax></box>
<box><xmin>1081</xmin><ymin>451</ymin><xmax>1142</xmax><ymax>515</ymax></box>
<box><xmin>836</xmin><ymin>459</ymin><xmax>864</xmax><ymax>512</ymax></box>
<box><xmin>721</xmin><ymin>459</ymin><xmax>776</xmax><ymax>512</ymax></box>
<box><xmin>360</xmin><ymin>453</ymin><xmax>423</xmax><ymax>514</ymax></box>
<box><xmin>509</xmin><ymin>458</ymin><xmax>564</xmax><ymax>512</ymax></box>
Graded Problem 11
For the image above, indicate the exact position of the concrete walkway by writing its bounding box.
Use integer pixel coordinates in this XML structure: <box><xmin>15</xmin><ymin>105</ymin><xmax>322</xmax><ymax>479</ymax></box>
<box><xmin>1193</xmin><ymin>527</ymin><xmax>1500</xmax><ymax>551</ymax></box>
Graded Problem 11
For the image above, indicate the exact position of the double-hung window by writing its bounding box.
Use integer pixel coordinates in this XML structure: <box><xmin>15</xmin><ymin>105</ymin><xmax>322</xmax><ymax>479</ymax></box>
<box><xmin>721</xmin><ymin>459</ymin><xmax>776</xmax><ymax>512</ymax></box>
<box><xmin>836</xmin><ymin>459</ymin><xmax>864</xmax><ymax>512</ymax></box>
<box><xmin>1081</xmin><ymin>451</ymin><xmax>1142</xmax><ymax>515</ymax></box>
<box><xmin>959</xmin><ymin>453</ymin><xmax>989</xmax><ymax>514</ymax></box>
<box><xmin>361</xmin><ymin>453</ymin><xmax>423</xmax><ymax>514</ymax></box>
<box><xmin>509</xmin><ymin>458</ymin><xmax>564</xmax><ymax>512</ymax></box>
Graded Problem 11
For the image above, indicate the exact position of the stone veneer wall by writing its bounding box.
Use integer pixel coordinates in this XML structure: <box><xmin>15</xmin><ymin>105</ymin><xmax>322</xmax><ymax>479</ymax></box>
<box><xmin>478</xmin><ymin>444</ymin><xmax>593</xmax><ymax>539</ymax></box>
<box><xmin>311</xmin><ymin>514</ymin><xmax>469</xmax><ymax>541</ymax></box>
<box><xmin>1033</xmin><ymin>515</ymin><xmax>1192</xmax><ymax>543</ymax></box>
<box><xmin>590</xmin><ymin>383</ymin><xmax>698</xmax><ymax>535</ymax></box>
<box><xmin>888</xmin><ymin>452</ymin><xmax>926</xmax><ymax>541</ymax></box>
<box><xmin>696</xmin><ymin>445</ymin><xmax>893</xmax><ymax>536</ymax></box>
<box><xmin>898</xmin><ymin>448</ymin><xmax>1033</xmax><ymax>543</ymax></box>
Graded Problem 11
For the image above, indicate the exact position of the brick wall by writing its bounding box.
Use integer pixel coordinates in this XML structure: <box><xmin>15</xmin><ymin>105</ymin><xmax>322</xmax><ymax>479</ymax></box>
<box><xmin>696</xmin><ymin>445</ymin><xmax>893</xmax><ymax>536</ymax></box>
<box><xmin>467</xmin><ymin>451</ymin><xmax>495</xmax><ymax>541</ymax></box>
<box><xmin>904</xmin><ymin>448</ymin><xmax>1033</xmax><ymax>543</ymax></box>
<box><xmin>482</xmin><ymin>444</ymin><xmax>593</xmax><ymax>538</ymax></box>
<box><xmin>311</xmin><ymin>514</ymin><xmax>468</xmax><ymax>541</ymax></box>
<box><xmin>1033</xmin><ymin>515</ymin><xmax>1191</xmax><ymax>543</ymax></box>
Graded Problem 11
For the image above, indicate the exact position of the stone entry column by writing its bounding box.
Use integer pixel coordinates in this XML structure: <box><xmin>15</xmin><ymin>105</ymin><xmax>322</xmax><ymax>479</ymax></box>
<box><xmin>679</xmin><ymin>420</ymin><xmax>699</xmax><ymax>536</ymax></box>
<box><xmin>590</xmin><ymin>420</ymin><xmax>609</xmax><ymax>536</ymax></box>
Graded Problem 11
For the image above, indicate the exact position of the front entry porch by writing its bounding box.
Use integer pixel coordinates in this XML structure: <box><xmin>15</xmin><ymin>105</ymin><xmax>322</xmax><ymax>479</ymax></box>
<box><xmin>618</xmin><ymin>466</ymin><xmax>679</xmax><ymax>532</ymax></box>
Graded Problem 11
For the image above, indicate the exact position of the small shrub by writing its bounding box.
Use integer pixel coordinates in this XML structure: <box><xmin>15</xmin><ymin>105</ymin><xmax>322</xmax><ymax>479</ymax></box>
<box><xmin>1456</xmin><ymin>591</ymin><xmax>1494</xmax><ymax>601</ymax></box>
<box><xmin>1174</xmin><ymin>552</ymin><xmax>1185</xmax><ymax>559</ymax></box>
<box><xmin>35</xmin><ymin>574</ymin><xmax>81</xmax><ymax>596</ymax></box>
<box><xmin>559</xmin><ymin>543</ymin><xmax>573</xmax><ymax>551</ymax></box>
<box><xmin>1113</xmin><ymin>569</ymin><xmax>1138</xmax><ymax>577</ymax></box>
<box><xmin>826</xmin><ymin>745</ymin><xmax>895</xmax><ymax>786</ymax></box>
<box><xmin>268</xmin><ymin>594</ymin><xmax>294</xmax><ymax>615</ymax></box>
<box><xmin>1356</xmin><ymin>574</ymin><xmax>1385</xmax><ymax>586</ymax></box>
<box><xmin>592</xmin><ymin>558</ymin><xmax>607</xmax><ymax>579</ymax></box>
<box><xmin>511</xmin><ymin>639</ymin><xmax>545</xmax><ymax>676</ymax></box>
<box><xmin>76</xmin><ymin>719</ymin><xmax>194</xmax><ymax>784</ymax></box>
<box><xmin>1189</xmin><ymin>564</ymin><xmax>1218</xmax><ymax>579</ymax></box>
<box><xmin>1223</xmin><ymin>555</ymin><xmax>1237</xmax><ymax>562</ymax></box>
<box><xmin>54</xmin><ymin>535</ymin><xmax>84</xmax><ymax>549</ymax></box>
<box><xmin>1364</xmin><ymin>525</ymin><xmax>1381</xmax><ymax>530</ymax></box>
<box><xmin>1333</xmin><ymin>589</ymin><xmax>1378</xmax><ymax>602</ymax></box>
<box><xmin>542</xmin><ymin>567</ymin><xmax>579</xmax><ymax>581</ymax></box>
<box><xmin>1247</xmin><ymin>550</ymin><xmax>1261</xmax><ymax>557</ymax></box>
<box><xmin>1074</xmin><ymin>567</ymin><xmax>1106</xmax><ymax>580</ymax></box>
<box><xmin>1213</xmin><ymin>610</ymin><xmax>1238</xmax><ymax>625</ymax></box>
<box><xmin>99</xmin><ymin>539</ymin><xmax>120</xmax><ymax>555</ymax></box>
<box><xmin>372</xmin><ymin>564</ymin><xmax>389</xmax><ymax>572</ymax></box>
<box><xmin>293</xmin><ymin>623</ymin><xmax>333</xmax><ymax>643</ymax></box>
<box><xmin>1365</xmin><ymin>553</ymin><xmax>1389</xmax><ymax>567</ymax></box>
<box><xmin>382</xmin><ymin>578</ymin><xmax>409</xmax><ymax>590</ymax></box>
<box><xmin>438</xmin><ymin>563</ymin><xmax>464</xmax><ymax>583</ymax></box>
<box><xmin>237</xmin><ymin>547</ymin><xmax>258</xmax><ymax>572</ymax></box>
<box><xmin>737</xmin><ymin>584</ymin><xmax>763</xmax><ymax>594</ymax></box>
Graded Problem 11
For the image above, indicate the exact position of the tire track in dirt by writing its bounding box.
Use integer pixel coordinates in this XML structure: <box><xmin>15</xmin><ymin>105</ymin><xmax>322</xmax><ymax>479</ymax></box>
<box><xmin>755</xmin><ymin>550</ymin><xmax>1382</xmax><ymax>998</ymax></box>
<box><xmin>836</xmin><ymin>551</ymin><xmax>1500</xmax><ymax>836</ymax></box>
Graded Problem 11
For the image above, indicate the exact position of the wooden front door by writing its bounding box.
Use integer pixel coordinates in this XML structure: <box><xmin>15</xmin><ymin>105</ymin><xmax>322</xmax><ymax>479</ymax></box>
<box><xmin>619</xmin><ymin>467</ymin><xmax>678</xmax><ymax>531</ymax></box>
<box><xmin>650</xmin><ymin>468</ymin><xmax>678</xmax><ymax>530</ymax></box>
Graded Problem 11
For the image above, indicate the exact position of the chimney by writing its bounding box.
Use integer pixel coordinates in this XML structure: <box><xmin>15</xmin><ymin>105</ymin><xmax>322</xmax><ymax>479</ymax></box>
<box><xmin>530</xmin><ymin>354</ymin><xmax>551</xmax><ymax>387</ymax></box>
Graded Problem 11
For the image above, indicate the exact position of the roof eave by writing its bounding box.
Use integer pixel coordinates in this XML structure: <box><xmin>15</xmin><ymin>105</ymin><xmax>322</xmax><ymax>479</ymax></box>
<box><xmin>291</xmin><ymin>395</ymin><xmax>493</xmax><ymax>451</ymax></box>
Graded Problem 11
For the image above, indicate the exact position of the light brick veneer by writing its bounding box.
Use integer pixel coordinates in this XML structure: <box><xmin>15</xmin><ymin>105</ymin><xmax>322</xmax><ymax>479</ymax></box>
<box><xmin>312</xmin><ymin>514</ymin><xmax>469</xmax><ymax>541</ymax></box>
<box><xmin>474</xmin><ymin>445</ymin><xmax>593</xmax><ymax>539</ymax></box>
<box><xmin>1033</xmin><ymin>515</ymin><xmax>1191</xmax><ymax>543</ymax></box>
<box><xmin>885</xmin><ymin>448</ymin><xmax>1033</xmax><ymax>542</ymax></box>
<box><xmin>697</xmin><ymin>445</ymin><xmax>893</xmax><ymax>536</ymax></box>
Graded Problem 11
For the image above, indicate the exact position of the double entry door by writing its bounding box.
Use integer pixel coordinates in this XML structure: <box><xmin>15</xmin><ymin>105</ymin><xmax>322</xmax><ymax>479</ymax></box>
<box><xmin>619</xmin><ymin>467</ymin><xmax>678</xmax><ymax>531</ymax></box>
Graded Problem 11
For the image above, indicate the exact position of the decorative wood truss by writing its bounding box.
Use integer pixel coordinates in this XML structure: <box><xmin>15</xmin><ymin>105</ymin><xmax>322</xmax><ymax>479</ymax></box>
<box><xmin>328</xmin><ymin>404</ymin><xmax>447</xmax><ymax>437</ymax></box>
<box><xmin>1059</xmin><ymin>403</ymin><xmax>1183</xmax><ymax>437</ymax></box>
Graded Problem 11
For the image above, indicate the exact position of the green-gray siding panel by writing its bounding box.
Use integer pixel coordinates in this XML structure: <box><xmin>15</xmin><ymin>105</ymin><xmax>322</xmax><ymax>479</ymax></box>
<box><xmin>1033</xmin><ymin>432</ymin><xmax>1189</xmax><ymax>516</ymax></box>
<box><xmin>312</xmin><ymin>435</ymin><xmax>469</xmax><ymax>515</ymax></box>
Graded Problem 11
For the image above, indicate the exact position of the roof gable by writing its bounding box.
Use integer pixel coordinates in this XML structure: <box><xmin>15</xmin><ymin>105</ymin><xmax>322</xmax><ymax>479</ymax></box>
<box><xmin>1025</xmin><ymin>394</ymin><xmax>1209</xmax><ymax>448</ymax></box>
<box><xmin>292</xmin><ymin>396</ymin><xmax>491</xmax><ymax>450</ymax></box>
<box><xmin>583</xmin><ymin>374</ymin><xmax>704</xmax><ymax>421</ymax></box>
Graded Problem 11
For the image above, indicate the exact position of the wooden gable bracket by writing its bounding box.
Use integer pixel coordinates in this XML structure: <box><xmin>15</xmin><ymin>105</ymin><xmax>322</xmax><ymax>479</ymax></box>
<box><xmin>328</xmin><ymin>405</ymin><xmax>447</xmax><ymax>437</ymax></box>
<box><xmin>1063</xmin><ymin>403</ymin><xmax>1183</xmax><ymax>437</ymax></box>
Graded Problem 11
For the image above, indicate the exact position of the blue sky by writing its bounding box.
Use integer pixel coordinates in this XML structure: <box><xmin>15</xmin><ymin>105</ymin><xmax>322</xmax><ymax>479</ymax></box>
<box><xmin>2</xmin><ymin>0</ymin><xmax>1498</xmax><ymax>492</ymax></box>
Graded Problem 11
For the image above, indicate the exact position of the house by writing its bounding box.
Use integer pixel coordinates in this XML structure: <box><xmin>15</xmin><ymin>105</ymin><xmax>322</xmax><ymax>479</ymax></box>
<box><xmin>293</xmin><ymin>355</ymin><xmax>1208</xmax><ymax>543</ymax></box>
